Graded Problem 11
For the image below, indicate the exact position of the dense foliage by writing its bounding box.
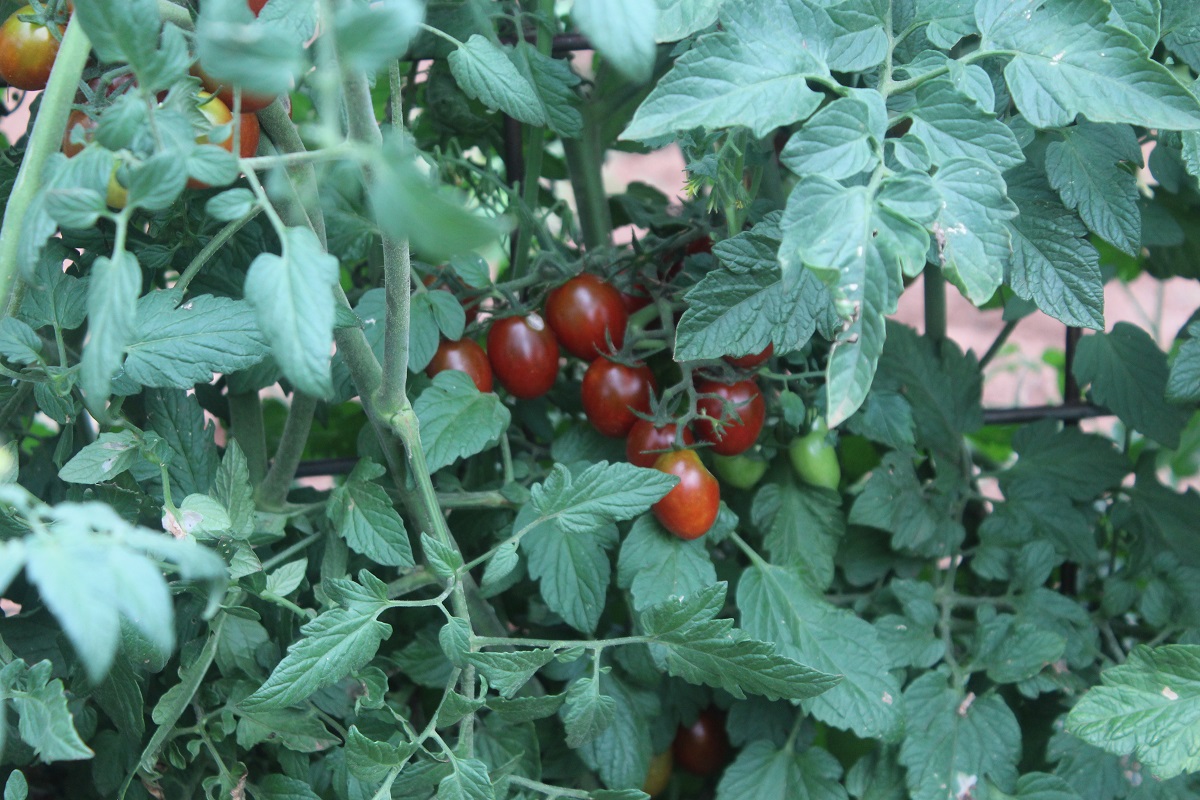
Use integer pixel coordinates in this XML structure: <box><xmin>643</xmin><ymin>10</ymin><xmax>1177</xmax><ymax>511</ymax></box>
<box><xmin>3</xmin><ymin>0</ymin><xmax>1200</xmax><ymax>798</ymax></box>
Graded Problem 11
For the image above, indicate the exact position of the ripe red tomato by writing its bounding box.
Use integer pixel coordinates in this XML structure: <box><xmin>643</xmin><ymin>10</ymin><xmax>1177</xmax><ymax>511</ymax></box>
<box><xmin>685</xmin><ymin>235</ymin><xmax>713</xmax><ymax>256</ymax></box>
<box><xmin>651</xmin><ymin>450</ymin><xmax>719</xmax><ymax>540</ymax></box>
<box><xmin>626</xmin><ymin>420</ymin><xmax>693</xmax><ymax>469</ymax></box>
<box><xmin>487</xmin><ymin>314</ymin><xmax>559</xmax><ymax>399</ymax></box>
<box><xmin>581</xmin><ymin>358</ymin><xmax>655</xmax><ymax>438</ymax></box>
<box><xmin>619</xmin><ymin>286</ymin><xmax>651</xmax><ymax>315</ymax></box>
<box><xmin>0</xmin><ymin>5</ymin><xmax>62</xmax><ymax>91</ymax></box>
<box><xmin>642</xmin><ymin>750</ymin><xmax>672</xmax><ymax>797</ymax></box>
<box><xmin>426</xmin><ymin>339</ymin><xmax>493</xmax><ymax>393</ymax></box>
<box><xmin>725</xmin><ymin>342</ymin><xmax>774</xmax><ymax>369</ymax></box>
<box><xmin>673</xmin><ymin>708</ymin><xmax>729</xmax><ymax>775</ymax></box>
<box><xmin>694</xmin><ymin>378</ymin><xmax>765</xmax><ymax>456</ymax></box>
<box><xmin>62</xmin><ymin>109</ymin><xmax>95</xmax><ymax>158</ymax></box>
<box><xmin>545</xmin><ymin>274</ymin><xmax>628</xmax><ymax>360</ymax></box>
<box><xmin>248</xmin><ymin>0</ymin><xmax>269</xmax><ymax>13</ymax></box>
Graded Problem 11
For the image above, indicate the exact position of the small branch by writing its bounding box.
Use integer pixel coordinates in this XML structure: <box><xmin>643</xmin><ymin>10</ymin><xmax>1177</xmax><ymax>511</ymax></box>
<box><xmin>923</xmin><ymin>264</ymin><xmax>947</xmax><ymax>344</ymax></box>
<box><xmin>174</xmin><ymin>208</ymin><xmax>262</xmax><ymax>295</ymax></box>
<box><xmin>256</xmin><ymin>393</ymin><xmax>317</xmax><ymax>510</ymax></box>
<box><xmin>979</xmin><ymin>319</ymin><xmax>1018</xmax><ymax>370</ymax></box>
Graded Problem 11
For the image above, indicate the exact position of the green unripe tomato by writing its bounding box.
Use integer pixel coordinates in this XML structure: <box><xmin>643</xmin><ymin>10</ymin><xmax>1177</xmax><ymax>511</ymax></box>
<box><xmin>789</xmin><ymin>423</ymin><xmax>841</xmax><ymax>490</ymax></box>
<box><xmin>712</xmin><ymin>452</ymin><xmax>768</xmax><ymax>490</ymax></box>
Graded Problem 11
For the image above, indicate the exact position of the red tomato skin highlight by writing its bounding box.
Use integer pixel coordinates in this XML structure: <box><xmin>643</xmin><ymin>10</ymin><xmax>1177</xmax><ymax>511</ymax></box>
<box><xmin>694</xmin><ymin>378</ymin><xmax>766</xmax><ymax>456</ymax></box>
<box><xmin>426</xmin><ymin>339</ymin><xmax>494</xmax><ymax>393</ymax></box>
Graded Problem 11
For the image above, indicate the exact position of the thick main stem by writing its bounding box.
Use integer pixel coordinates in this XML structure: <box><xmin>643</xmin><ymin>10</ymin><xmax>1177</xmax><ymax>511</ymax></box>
<box><xmin>924</xmin><ymin>264</ymin><xmax>947</xmax><ymax>344</ymax></box>
<box><xmin>562</xmin><ymin>116</ymin><xmax>611</xmax><ymax>249</ymax></box>
<box><xmin>227</xmin><ymin>391</ymin><xmax>268</xmax><ymax>484</ymax></box>
<box><xmin>0</xmin><ymin>15</ymin><xmax>91</xmax><ymax>315</ymax></box>
<box><xmin>256</xmin><ymin>393</ymin><xmax>317</xmax><ymax>510</ymax></box>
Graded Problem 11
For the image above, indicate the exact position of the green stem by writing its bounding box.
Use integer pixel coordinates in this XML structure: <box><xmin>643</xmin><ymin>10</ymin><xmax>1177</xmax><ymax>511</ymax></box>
<box><xmin>562</xmin><ymin>119</ymin><xmax>611</xmax><ymax>249</ymax></box>
<box><xmin>255</xmin><ymin>393</ymin><xmax>317</xmax><ymax>510</ymax></box>
<box><xmin>979</xmin><ymin>319</ymin><xmax>1018</xmax><ymax>370</ymax></box>
<box><xmin>175</xmin><ymin>208</ymin><xmax>261</xmax><ymax>295</ymax></box>
<box><xmin>256</xmin><ymin>100</ymin><xmax>328</xmax><ymax>247</ymax></box>
<box><xmin>923</xmin><ymin>264</ymin><xmax>947</xmax><ymax>344</ymax></box>
<box><xmin>0</xmin><ymin>13</ymin><xmax>90</xmax><ymax>315</ymax></box>
<box><xmin>259</xmin><ymin>531</ymin><xmax>322</xmax><ymax>572</ymax></box>
<box><xmin>227</xmin><ymin>391</ymin><xmax>268</xmax><ymax>484</ymax></box>
<box><xmin>510</xmin><ymin>0</ymin><xmax>555</xmax><ymax>280</ymax></box>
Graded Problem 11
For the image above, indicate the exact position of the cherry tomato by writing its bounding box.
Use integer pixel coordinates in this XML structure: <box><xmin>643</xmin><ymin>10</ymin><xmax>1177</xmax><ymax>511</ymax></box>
<box><xmin>651</xmin><ymin>450</ymin><xmax>719</xmax><ymax>541</ymax></box>
<box><xmin>0</xmin><ymin>5</ymin><xmax>62</xmax><ymax>92</ymax></box>
<box><xmin>545</xmin><ymin>274</ymin><xmax>628</xmax><ymax>360</ymax></box>
<box><xmin>626</xmin><ymin>420</ymin><xmax>693</xmax><ymax>469</ymax></box>
<box><xmin>62</xmin><ymin>108</ymin><xmax>95</xmax><ymax>157</ymax></box>
<box><xmin>487</xmin><ymin>314</ymin><xmax>559</xmax><ymax>399</ymax></box>
<box><xmin>725</xmin><ymin>342</ymin><xmax>774</xmax><ymax>369</ymax></box>
<box><xmin>642</xmin><ymin>750</ymin><xmax>672</xmax><ymax>798</ymax></box>
<box><xmin>192</xmin><ymin>63</ymin><xmax>276</xmax><ymax>113</ymax></box>
<box><xmin>426</xmin><ymin>339</ymin><xmax>493</xmax><ymax>393</ymax></box>
<box><xmin>581</xmin><ymin>358</ymin><xmax>656</xmax><ymax>438</ymax></box>
<box><xmin>673</xmin><ymin>708</ymin><xmax>729</xmax><ymax>776</ymax></box>
<box><xmin>712</xmin><ymin>452</ymin><xmax>768</xmax><ymax>490</ymax></box>
<box><xmin>685</xmin><ymin>235</ymin><xmax>713</xmax><ymax>256</ymax></box>
<box><xmin>248</xmin><ymin>0</ymin><xmax>269</xmax><ymax>13</ymax></box>
<box><xmin>619</xmin><ymin>286</ymin><xmax>652</xmax><ymax>315</ymax></box>
<box><xmin>196</xmin><ymin>93</ymin><xmax>260</xmax><ymax>159</ymax></box>
<box><xmin>789</xmin><ymin>421</ymin><xmax>841</xmax><ymax>490</ymax></box>
<box><xmin>694</xmin><ymin>379</ymin><xmax>766</xmax><ymax>456</ymax></box>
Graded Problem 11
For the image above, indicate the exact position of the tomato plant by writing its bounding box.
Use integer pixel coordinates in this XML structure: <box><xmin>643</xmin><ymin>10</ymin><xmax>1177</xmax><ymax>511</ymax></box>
<box><xmin>581</xmin><ymin>357</ymin><xmax>656</xmax><ymax>437</ymax></box>
<box><xmin>694</xmin><ymin>378</ymin><xmax>766</xmax><ymax>456</ymax></box>
<box><xmin>0</xmin><ymin>5</ymin><xmax>61</xmax><ymax>91</ymax></box>
<box><xmin>426</xmin><ymin>338</ymin><xmax>493</xmax><ymax>393</ymax></box>
<box><xmin>673</xmin><ymin>708</ymin><xmax>730</xmax><ymax>776</ymax></box>
<box><xmin>626</xmin><ymin>418</ymin><xmax>693</xmax><ymax>468</ymax></box>
<box><xmin>486</xmin><ymin>313</ymin><xmax>559</xmax><ymax>399</ymax></box>
<box><xmin>545</xmin><ymin>273</ymin><xmax>628</xmax><ymax>360</ymax></box>
<box><xmin>3</xmin><ymin>1</ymin><xmax>1200</xmax><ymax>798</ymax></box>
<box><xmin>789</xmin><ymin>420</ymin><xmax>841</xmax><ymax>490</ymax></box>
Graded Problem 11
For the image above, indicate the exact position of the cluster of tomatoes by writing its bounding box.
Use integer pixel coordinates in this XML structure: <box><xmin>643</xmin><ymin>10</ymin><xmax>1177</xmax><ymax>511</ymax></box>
<box><xmin>425</xmin><ymin>254</ymin><xmax>779</xmax><ymax>542</ymax></box>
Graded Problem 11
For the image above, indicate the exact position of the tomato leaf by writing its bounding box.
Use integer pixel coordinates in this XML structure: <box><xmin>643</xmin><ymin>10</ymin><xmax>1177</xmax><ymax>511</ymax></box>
<box><xmin>898</xmin><ymin>672</ymin><xmax>1021</xmax><ymax>800</ymax></box>
<box><xmin>780</xmin><ymin>93</ymin><xmax>886</xmax><ymax>180</ymax></box>
<box><xmin>448</xmin><ymin>35</ymin><xmax>544</xmax><ymax>126</ymax></box>
<box><xmin>642</xmin><ymin>582</ymin><xmax>841</xmax><ymax>702</ymax></box>
<box><xmin>327</xmin><ymin>460</ymin><xmax>414</xmax><ymax>568</ymax></box>
<box><xmin>979</xmin><ymin>0</ymin><xmax>1200</xmax><ymax>130</ymax></box>
<box><xmin>616</xmin><ymin>516</ymin><xmax>717</xmax><ymax>611</ymax></box>
<box><xmin>244</xmin><ymin>227</ymin><xmax>338</xmax><ymax>400</ymax></box>
<box><xmin>571</xmin><ymin>0</ymin><xmax>658</xmax><ymax>83</ymax></box>
<box><xmin>465</xmin><ymin>650</ymin><xmax>557</xmax><ymax>699</ymax></box>
<box><xmin>80</xmin><ymin>251</ymin><xmax>141</xmax><ymax>413</ymax></box>
<box><xmin>715</xmin><ymin>741</ymin><xmax>847</xmax><ymax>800</ymax></box>
<box><xmin>415</xmin><ymin>370</ymin><xmax>510</xmax><ymax>474</ymax></box>
<box><xmin>3</xmin><ymin>661</ymin><xmax>93</xmax><ymax>762</ymax></box>
<box><xmin>738</xmin><ymin>566</ymin><xmax>903</xmax><ymax>739</ymax></box>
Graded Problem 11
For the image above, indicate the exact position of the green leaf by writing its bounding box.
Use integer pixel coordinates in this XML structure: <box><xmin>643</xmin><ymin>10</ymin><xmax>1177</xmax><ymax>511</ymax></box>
<box><xmin>196</xmin><ymin>0</ymin><xmax>305</xmax><ymax>97</ymax></box>
<box><xmin>244</xmin><ymin>226</ymin><xmax>337</xmax><ymax>399</ymax></box>
<box><xmin>449</xmin><ymin>35</ymin><xmax>545</xmax><ymax>125</ymax></box>
<box><xmin>80</xmin><ymin>251</ymin><xmax>141</xmax><ymax>410</ymax></box>
<box><xmin>465</xmin><ymin>650</ymin><xmax>557</xmax><ymax>699</ymax></box>
<box><xmin>370</xmin><ymin>139</ymin><xmax>507</xmax><ymax>263</ymax></box>
<box><xmin>437</xmin><ymin>757</ymin><xmax>496</xmax><ymax>800</ymax></box>
<box><xmin>906</xmin><ymin>76</ymin><xmax>1025</xmax><ymax>170</ymax></box>
<box><xmin>509</xmin><ymin>43</ymin><xmax>583</xmax><ymax>139</ymax></box>
<box><xmin>1001</xmin><ymin>420</ymin><xmax>1130</xmax><ymax>502</ymax></box>
<box><xmin>1167</xmin><ymin>322</ymin><xmax>1200</xmax><ymax>403</ymax></box>
<box><xmin>1006</xmin><ymin>168</ymin><xmax>1105</xmax><ymax>330</ymax></box>
<box><xmin>738</xmin><ymin>565</ymin><xmax>903</xmax><ymax>739</ymax></box>
<box><xmin>716</xmin><ymin>741</ymin><xmax>847</xmax><ymax>800</ymax></box>
<box><xmin>675</xmin><ymin>214</ymin><xmax>836</xmax><ymax>363</ymax></box>
<box><xmin>779</xmin><ymin>177</ymin><xmax>897</xmax><ymax>426</ymax></box>
<box><xmin>521</xmin><ymin>512</ymin><xmax>617</xmax><ymax>634</ymax></box>
<box><xmin>752</xmin><ymin>481</ymin><xmax>844</xmax><ymax>591</ymax></box>
<box><xmin>873</xmin><ymin>322</ymin><xmax>982</xmax><ymax>460</ymax></box>
<box><xmin>931</xmin><ymin>158</ymin><xmax>1018</xmax><ymax>304</ymax></box>
<box><xmin>333</xmin><ymin>1</ymin><xmax>423</xmax><ymax>74</ymax></box>
<box><xmin>899</xmin><ymin>672</ymin><xmax>1021</xmax><ymax>800</ymax></box>
<box><xmin>616</xmin><ymin>515</ymin><xmax>717</xmax><ymax>611</ymax></box>
<box><xmin>205</xmin><ymin>188</ymin><xmax>257</xmax><ymax>221</ymax></box>
<box><xmin>780</xmin><ymin>93</ymin><xmax>886</xmax><ymax>180</ymax></box>
<box><xmin>1074</xmin><ymin>322</ymin><xmax>1189</xmax><ymax>447</ymax></box>
<box><xmin>0</xmin><ymin>318</ymin><xmax>42</xmax><ymax>365</ymax></box>
<box><xmin>850</xmin><ymin>452</ymin><xmax>965</xmax><ymax>557</ymax></box>
<box><xmin>624</xmin><ymin>0</ymin><xmax>840</xmax><ymax>140</ymax></box>
<box><xmin>578</xmin><ymin>671</ymin><xmax>659</xmax><ymax>790</ymax></box>
<box><xmin>236</xmin><ymin>705</ymin><xmax>338</xmax><ymax>753</ymax></box>
<box><xmin>57</xmin><ymin>431</ymin><xmax>141</xmax><ymax>484</ymax></box>
<box><xmin>140</xmin><ymin>388</ymin><xmax>220</xmax><ymax>498</ymax></box>
<box><xmin>265</xmin><ymin>559</ymin><xmax>308</xmax><ymax>597</ymax></box>
<box><xmin>1045</xmin><ymin>121</ymin><xmax>1143</xmax><ymax>255</ymax></box>
<box><xmin>654</xmin><ymin>0</ymin><xmax>723</xmax><ymax>41</ymax></box>
<box><xmin>527</xmin><ymin>462</ymin><xmax>677</xmax><ymax>534</ymax></box>
<box><xmin>573</xmin><ymin>0</ymin><xmax>658</xmax><ymax>83</ymax></box>
<box><xmin>1109</xmin><ymin>0</ymin><xmax>1161</xmax><ymax>51</ymax></box>
<box><xmin>255</xmin><ymin>774</ymin><xmax>325</xmax><ymax>800</ymax></box>
<box><xmin>345</xmin><ymin>725</ymin><xmax>418</xmax><ymax>783</ymax></box>
<box><xmin>642</xmin><ymin>582</ymin><xmax>841</xmax><ymax>701</ymax></box>
<box><xmin>123</xmin><ymin>291</ymin><xmax>268</xmax><ymax>388</ymax></box>
<box><xmin>422</xmin><ymin>532</ymin><xmax>464</xmax><ymax>581</ymax></box>
<box><xmin>979</xmin><ymin>0</ymin><xmax>1200</xmax><ymax>130</ymax></box>
<box><xmin>415</xmin><ymin>370</ymin><xmax>511</xmax><ymax>473</ymax></box>
<box><xmin>1067</xmin><ymin>645</ymin><xmax>1200</xmax><ymax>780</ymax></box>
<box><xmin>8</xmin><ymin>665</ymin><xmax>93</xmax><ymax>762</ymax></box>
<box><xmin>20</xmin><ymin>243</ymin><xmax>87</xmax><ymax>331</ymax></box>
<box><xmin>562</xmin><ymin>675</ymin><xmax>618</xmax><ymax>749</ymax></box>
<box><xmin>214</xmin><ymin>442</ymin><xmax>255</xmax><ymax>538</ymax></box>
<box><xmin>241</xmin><ymin>603</ymin><xmax>390</xmax><ymax>710</ymax></box>
<box><xmin>72</xmin><ymin>0</ymin><xmax>163</xmax><ymax>78</ymax></box>
<box><xmin>480</xmin><ymin>540</ymin><xmax>521</xmax><ymax>596</ymax></box>
<box><xmin>328</xmin><ymin>461</ymin><xmax>414</xmax><ymax>568</ymax></box>
<box><xmin>4</xmin><ymin>771</ymin><xmax>27</xmax><ymax>800</ymax></box>
<box><xmin>970</xmin><ymin>610</ymin><xmax>1067</xmax><ymax>684</ymax></box>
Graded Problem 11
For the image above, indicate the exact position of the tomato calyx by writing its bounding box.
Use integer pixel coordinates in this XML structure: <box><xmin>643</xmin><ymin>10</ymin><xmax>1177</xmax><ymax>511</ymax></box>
<box><xmin>693</xmin><ymin>377</ymin><xmax>766</xmax><ymax>456</ymax></box>
<box><xmin>581</xmin><ymin>356</ymin><xmax>656</xmax><ymax>438</ymax></box>
<box><xmin>626</xmin><ymin>418</ymin><xmax>694</xmax><ymax>469</ymax></box>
